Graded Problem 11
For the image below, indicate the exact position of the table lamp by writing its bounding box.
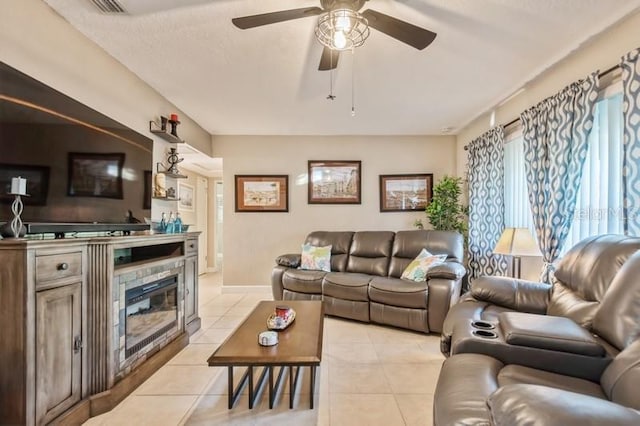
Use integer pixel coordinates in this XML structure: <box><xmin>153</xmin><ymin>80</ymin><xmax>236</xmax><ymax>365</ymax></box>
<box><xmin>493</xmin><ymin>227</ymin><xmax>540</xmax><ymax>278</ymax></box>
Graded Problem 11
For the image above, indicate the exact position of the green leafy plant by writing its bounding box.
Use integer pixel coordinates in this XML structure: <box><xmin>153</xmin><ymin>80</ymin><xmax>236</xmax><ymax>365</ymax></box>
<box><xmin>426</xmin><ymin>175</ymin><xmax>468</xmax><ymax>237</ymax></box>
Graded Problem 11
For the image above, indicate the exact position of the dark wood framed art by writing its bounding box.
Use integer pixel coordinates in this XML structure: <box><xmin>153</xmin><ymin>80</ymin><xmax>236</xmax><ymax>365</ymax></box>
<box><xmin>379</xmin><ymin>173</ymin><xmax>433</xmax><ymax>212</ymax></box>
<box><xmin>0</xmin><ymin>163</ymin><xmax>50</xmax><ymax>206</ymax></box>
<box><xmin>67</xmin><ymin>152</ymin><xmax>125</xmax><ymax>199</ymax></box>
<box><xmin>308</xmin><ymin>160</ymin><xmax>361</xmax><ymax>204</ymax></box>
<box><xmin>235</xmin><ymin>175</ymin><xmax>289</xmax><ymax>212</ymax></box>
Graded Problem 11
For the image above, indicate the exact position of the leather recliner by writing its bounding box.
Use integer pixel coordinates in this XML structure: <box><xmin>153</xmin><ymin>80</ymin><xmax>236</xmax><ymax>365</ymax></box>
<box><xmin>433</xmin><ymin>240</ymin><xmax>640</xmax><ymax>425</ymax></box>
<box><xmin>441</xmin><ymin>234</ymin><xmax>640</xmax><ymax>355</ymax></box>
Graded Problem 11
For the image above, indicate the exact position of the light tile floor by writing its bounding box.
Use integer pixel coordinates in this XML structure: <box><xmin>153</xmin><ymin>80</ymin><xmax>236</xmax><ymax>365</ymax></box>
<box><xmin>84</xmin><ymin>273</ymin><xmax>443</xmax><ymax>426</ymax></box>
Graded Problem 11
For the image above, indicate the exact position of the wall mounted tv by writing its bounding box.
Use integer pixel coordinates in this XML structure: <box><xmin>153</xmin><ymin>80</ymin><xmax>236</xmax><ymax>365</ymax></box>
<box><xmin>0</xmin><ymin>62</ymin><xmax>153</xmax><ymax>234</ymax></box>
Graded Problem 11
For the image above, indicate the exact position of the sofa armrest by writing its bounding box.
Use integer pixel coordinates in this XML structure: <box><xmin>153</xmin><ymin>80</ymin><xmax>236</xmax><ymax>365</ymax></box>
<box><xmin>275</xmin><ymin>253</ymin><xmax>301</xmax><ymax>268</ymax></box>
<box><xmin>489</xmin><ymin>384</ymin><xmax>640</xmax><ymax>425</ymax></box>
<box><xmin>499</xmin><ymin>312</ymin><xmax>605</xmax><ymax>356</ymax></box>
<box><xmin>271</xmin><ymin>265</ymin><xmax>289</xmax><ymax>300</ymax></box>
<box><xmin>426</xmin><ymin>261</ymin><xmax>466</xmax><ymax>280</ymax></box>
<box><xmin>471</xmin><ymin>276</ymin><xmax>551</xmax><ymax>314</ymax></box>
<box><xmin>427</xmin><ymin>277</ymin><xmax>463</xmax><ymax>333</ymax></box>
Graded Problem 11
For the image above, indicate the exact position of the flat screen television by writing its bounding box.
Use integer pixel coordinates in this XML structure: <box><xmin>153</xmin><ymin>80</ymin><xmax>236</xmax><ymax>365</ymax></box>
<box><xmin>0</xmin><ymin>62</ymin><xmax>152</xmax><ymax>235</ymax></box>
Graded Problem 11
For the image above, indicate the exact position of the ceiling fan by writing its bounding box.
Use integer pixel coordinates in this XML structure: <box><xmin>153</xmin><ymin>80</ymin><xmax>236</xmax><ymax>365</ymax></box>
<box><xmin>232</xmin><ymin>0</ymin><xmax>437</xmax><ymax>71</ymax></box>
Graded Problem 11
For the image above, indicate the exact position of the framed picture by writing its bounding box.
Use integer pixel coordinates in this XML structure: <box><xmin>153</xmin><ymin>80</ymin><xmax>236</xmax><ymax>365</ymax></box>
<box><xmin>379</xmin><ymin>173</ymin><xmax>433</xmax><ymax>212</ymax></box>
<box><xmin>0</xmin><ymin>163</ymin><xmax>50</xmax><ymax>206</ymax></box>
<box><xmin>308</xmin><ymin>160</ymin><xmax>361</xmax><ymax>204</ymax></box>
<box><xmin>67</xmin><ymin>152</ymin><xmax>125</xmax><ymax>199</ymax></box>
<box><xmin>143</xmin><ymin>170</ymin><xmax>152</xmax><ymax>209</ymax></box>
<box><xmin>178</xmin><ymin>181</ymin><xmax>195</xmax><ymax>211</ymax></box>
<box><xmin>235</xmin><ymin>175</ymin><xmax>288</xmax><ymax>212</ymax></box>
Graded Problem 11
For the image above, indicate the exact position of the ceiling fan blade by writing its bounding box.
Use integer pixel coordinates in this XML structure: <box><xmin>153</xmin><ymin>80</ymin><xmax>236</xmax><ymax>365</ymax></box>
<box><xmin>319</xmin><ymin>47</ymin><xmax>340</xmax><ymax>71</ymax></box>
<box><xmin>362</xmin><ymin>9</ymin><xmax>436</xmax><ymax>50</ymax></box>
<box><xmin>232</xmin><ymin>7</ymin><xmax>323</xmax><ymax>29</ymax></box>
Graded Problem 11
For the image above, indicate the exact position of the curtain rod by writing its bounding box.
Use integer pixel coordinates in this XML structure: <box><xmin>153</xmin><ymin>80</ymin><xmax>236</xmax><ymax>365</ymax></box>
<box><xmin>463</xmin><ymin>64</ymin><xmax>621</xmax><ymax>151</ymax></box>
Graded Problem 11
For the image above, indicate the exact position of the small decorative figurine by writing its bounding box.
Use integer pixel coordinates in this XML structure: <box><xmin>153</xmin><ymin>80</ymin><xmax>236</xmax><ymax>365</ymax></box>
<box><xmin>166</xmin><ymin>148</ymin><xmax>183</xmax><ymax>175</ymax></box>
<box><xmin>154</xmin><ymin>173</ymin><xmax>167</xmax><ymax>197</ymax></box>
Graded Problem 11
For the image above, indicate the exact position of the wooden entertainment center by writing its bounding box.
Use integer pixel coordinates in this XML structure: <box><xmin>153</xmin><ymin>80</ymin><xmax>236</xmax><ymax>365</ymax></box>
<box><xmin>0</xmin><ymin>232</ymin><xmax>201</xmax><ymax>425</ymax></box>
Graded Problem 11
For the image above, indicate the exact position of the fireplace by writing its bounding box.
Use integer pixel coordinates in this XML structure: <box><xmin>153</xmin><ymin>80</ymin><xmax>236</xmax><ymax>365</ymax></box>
<box><xmin>125</xmin><ymin>275</ymin><xmax>178</xmax><ymax>357</ymax></box>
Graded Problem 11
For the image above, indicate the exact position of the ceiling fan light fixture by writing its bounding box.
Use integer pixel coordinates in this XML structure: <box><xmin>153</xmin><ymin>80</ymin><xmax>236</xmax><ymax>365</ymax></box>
<box><xmin>315</xmin><ymin>8</ymin><xmax>369</xmax><ymax>51</ymax></box>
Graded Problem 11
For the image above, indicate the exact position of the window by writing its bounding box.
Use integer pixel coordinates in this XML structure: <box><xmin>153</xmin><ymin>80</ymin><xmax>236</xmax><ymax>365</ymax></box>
<box><xmin>503</xmin><ymin>90</ymin><xmax>624</xmax><ymax>253</ymax></box>
<box><xmin>503</xmin><ymin>132</ymin><xmax>533</xmax><ymax>230</ymax></box>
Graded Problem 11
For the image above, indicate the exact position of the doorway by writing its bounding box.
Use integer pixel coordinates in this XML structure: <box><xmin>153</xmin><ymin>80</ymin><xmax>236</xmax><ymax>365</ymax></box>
<box><xmin>214</xmin><ymin>180</ymin><xmax>223</xmax><ymax>270</ymax></box>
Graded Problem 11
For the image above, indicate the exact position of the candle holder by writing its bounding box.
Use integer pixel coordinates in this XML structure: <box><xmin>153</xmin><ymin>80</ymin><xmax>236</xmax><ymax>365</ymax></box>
<box><xmin>11</xmin><ymin>193</ymin><xmax>24</xmax><ymax>238</ymax></box>
<box><xmin>168</xmin><ymin>118</ymin><xmax>180</xmax><ymax>137</ymax></box>
<box><xmin>166</xmin><ymin>148</ymin><xmax>184</xmax><ymax>175</ymax></box>
<box><xmin>1</xmin><ymin>192</ymin><xmax>28</xmax><ymax>238</ymax></box>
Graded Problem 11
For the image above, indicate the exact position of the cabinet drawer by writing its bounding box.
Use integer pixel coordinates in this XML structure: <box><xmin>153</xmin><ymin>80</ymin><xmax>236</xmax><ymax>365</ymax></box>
<box><xmin>186</xmin><ymin>239</ymin><xmax>198</xmax><ymax>255</ymax></box>
<box><xmin>35</xmin><ymin>252</ymin><xmax>83</xmax><ymax>283</ymax></box>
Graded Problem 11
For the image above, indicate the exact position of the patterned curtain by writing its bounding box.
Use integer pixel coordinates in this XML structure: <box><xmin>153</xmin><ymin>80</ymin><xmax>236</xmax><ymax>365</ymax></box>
<box><xmin>622</xmin><ymin>47</ymin><xmax>640</xmax><ymax>235</ymax></box>
<box><xmin>467</xmin><ymin>126</ymin><xmax>508</xmax><ymax>282</ymax></box>
<box><xmin>521</xmin><ymin>72</ymin><xmax>599</xmax><ymax>282</ymax></box>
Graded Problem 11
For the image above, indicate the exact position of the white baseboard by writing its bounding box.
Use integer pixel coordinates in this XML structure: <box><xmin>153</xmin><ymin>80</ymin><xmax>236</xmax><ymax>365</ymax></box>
<box><xmin>221</xmin><ymin>285</ymin><xmax>272</xmax><ymax>294</ymax></box>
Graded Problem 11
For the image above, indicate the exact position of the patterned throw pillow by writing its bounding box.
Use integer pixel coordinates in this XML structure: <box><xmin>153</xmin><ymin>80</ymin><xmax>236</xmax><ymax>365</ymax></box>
<box><xmin>300</xmin><ymin>244</ymin><xmax>332</xmax><ymax>272</ymax></box>
<box><xmin>401</xmin><ymin>248</ymin><xmax>447</xmax><ymax>282</ymax></box>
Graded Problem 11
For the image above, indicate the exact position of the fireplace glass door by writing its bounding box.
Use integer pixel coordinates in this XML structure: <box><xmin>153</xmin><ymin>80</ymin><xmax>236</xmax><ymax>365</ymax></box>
<box><xmin>125</xmin><ymin>275</ymin><xmax>178</xmax><ymax>357</ymax></box>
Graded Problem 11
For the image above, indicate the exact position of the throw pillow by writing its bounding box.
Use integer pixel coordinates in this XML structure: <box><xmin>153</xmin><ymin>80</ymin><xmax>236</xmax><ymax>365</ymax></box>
<box><xmin>401</xmin><ymin>249</ymin><xmax>447</xmax><ymax>282</ymax></box>
<box><xmin>300</xmin><ymin>244</ymin><xmax>332</xmax><ymax>272</ymax></box>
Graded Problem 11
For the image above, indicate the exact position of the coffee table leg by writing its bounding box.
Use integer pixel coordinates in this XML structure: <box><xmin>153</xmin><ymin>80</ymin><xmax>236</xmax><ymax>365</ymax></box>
<box><xmin>289</xmin><ymin>366</ymin><xmax>294</xmax><ymax>409</ymax></box>
<box><xmin>270</xmin><ymin>366</ymin><xmax>287</xmax><ymax>409</ymax></box>
<box><xmin>310</xmin><ymin>365</ymin><xmax>316</xmax><ymax>409</ymax></box>
<box><xmin>268</xmin><ymin>366</ymin><xmax>274</xmax><ymax>409</ymax></box>
<box><xmin>227</xmin><ymin>366</ymin><xmax>234</xmax><ymax>409</ymax></box>
<box><xmin>228</xmin><ymin>367</ymin><xmax>250</xmax><ymax>409</ymax></box>
<box><xmin>248</xmin><ymin>366</ymin><xmax>254</xmax><ymax>409</ymax></box>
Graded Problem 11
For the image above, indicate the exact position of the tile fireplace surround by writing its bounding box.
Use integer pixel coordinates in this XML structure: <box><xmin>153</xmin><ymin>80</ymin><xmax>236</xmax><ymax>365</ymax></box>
<box><xmin>113</xmin><ymin>258</ymin><xmax>185</xmax><ymax>381</ymax></box>
<box><xmin>84</xmin><ymin>273</ymin><xmax>444</xmax><ymax>426</ymax></box>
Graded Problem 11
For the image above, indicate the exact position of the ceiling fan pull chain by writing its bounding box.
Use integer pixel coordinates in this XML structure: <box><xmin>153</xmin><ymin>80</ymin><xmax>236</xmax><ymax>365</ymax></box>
<box><xmin>351</xmin><ymin>48</ymin><xmax>356</xmax><ymax>116</ymax></box>
<box><xmin>327</xmin><ymin>51</ymin><xmax>336</xmax><ymax>100</ymax></box>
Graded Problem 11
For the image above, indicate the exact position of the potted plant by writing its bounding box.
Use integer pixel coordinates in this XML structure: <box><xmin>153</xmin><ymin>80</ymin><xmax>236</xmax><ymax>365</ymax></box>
<box><xmin>425</xmin><ymin>175</ymin><xmax>468</xmax><ymax>239</ymax></box>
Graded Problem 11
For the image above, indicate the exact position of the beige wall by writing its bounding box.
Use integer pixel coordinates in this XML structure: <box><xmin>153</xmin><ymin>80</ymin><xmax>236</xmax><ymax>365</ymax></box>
<box><xmin>455</xmin><ymin>9</ymin><xmax>640</xmax><ymax>280</ymax></box>
<box><xmin>213</xmin><ymin>135</ymin><xmax>456</xmax><ymax>287</ymax></box>
<box><xmin>2</xmin><ymin>0</ymin><xmax>212</xmax><ymax>190</ymax></box>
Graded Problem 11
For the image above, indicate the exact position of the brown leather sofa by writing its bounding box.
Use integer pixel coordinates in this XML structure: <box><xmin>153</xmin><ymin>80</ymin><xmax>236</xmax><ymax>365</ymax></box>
<box><xmin>271</xmin><ymin>230</ymin><xmax>465</xmax><ymax>333</ymax></box>
<box><xmin>433</xmin><ymin>236</ymin><xmax>640</xmax><ymax>425</ymax></box>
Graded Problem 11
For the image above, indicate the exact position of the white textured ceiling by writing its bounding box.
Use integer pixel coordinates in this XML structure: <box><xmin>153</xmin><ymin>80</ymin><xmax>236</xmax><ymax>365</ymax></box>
<box><xmin>44</xmin><ymin>0</ymin><xmax>640</xmax><ymax>135</ymax></box>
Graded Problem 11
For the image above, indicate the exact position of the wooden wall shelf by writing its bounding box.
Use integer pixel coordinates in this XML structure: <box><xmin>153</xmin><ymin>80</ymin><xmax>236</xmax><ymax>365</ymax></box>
<box><xmin>157</xmin><ymin>170</ymin><xmax>187</xmax><ymax>179</ymax></box>
<box><xmin>152</xmin><ymin>196</ymin><xmax>180</xmax><ymax>201</ymax></box>
<box><xmin>149</xmin><ymin>119</ymin><xmax>185</xmax><ymax>144</ymax></box>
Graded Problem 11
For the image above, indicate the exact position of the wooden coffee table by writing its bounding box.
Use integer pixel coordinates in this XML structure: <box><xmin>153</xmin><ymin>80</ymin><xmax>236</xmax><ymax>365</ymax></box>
<box><xmin>207</xmin><ymin>300</ymin><xmax>324</xmax><ymax>410</ymax></box>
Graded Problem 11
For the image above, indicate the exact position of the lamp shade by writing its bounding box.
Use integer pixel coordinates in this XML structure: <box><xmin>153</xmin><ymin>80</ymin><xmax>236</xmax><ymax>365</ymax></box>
<box><xmin>493</xmin><ymin>228</ymin><xmax>540</xmax><ymax>257</ymax></box>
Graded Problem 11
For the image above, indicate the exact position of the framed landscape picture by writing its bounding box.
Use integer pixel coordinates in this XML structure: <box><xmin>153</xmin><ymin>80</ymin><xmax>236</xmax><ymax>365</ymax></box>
<box><xmin>308</xmin><ymin>160</ymin><xmax>361</xmax><ymax>204</ymax></box>
<box><xmin>235</xmin><ymin>175</ymin><xmax>288</xmax><ymax>212</ymax></box>
<box><xmin>67</xmin><ymin>152</ymin><xmax>125</xmax><ymax>199</ymax></box>
<box><xmin>379</xmin><ymin>173</ymin><xmax>433</xmax><ymax>212</ymax></box>
<box><xmin>178</xmin><ymin>181</ymin><xmax>194</xmax><ymax>211</ymax></box>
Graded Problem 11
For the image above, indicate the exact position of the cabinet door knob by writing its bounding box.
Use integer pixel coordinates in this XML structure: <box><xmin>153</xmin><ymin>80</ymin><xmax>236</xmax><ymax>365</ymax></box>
<box><xmin>58</xmin><ymin>263</ymin><xmax>69</xmax><ymax>271</ymax></box>
<box><xmin>73</xmin><ymin>336</ymin><xmax>83</xmax><ymax>353</ymax></box>
<box><xmin>189</xmin><ymin>244</ymin><xmax>195</xmax><ymax>248</ymax></box>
